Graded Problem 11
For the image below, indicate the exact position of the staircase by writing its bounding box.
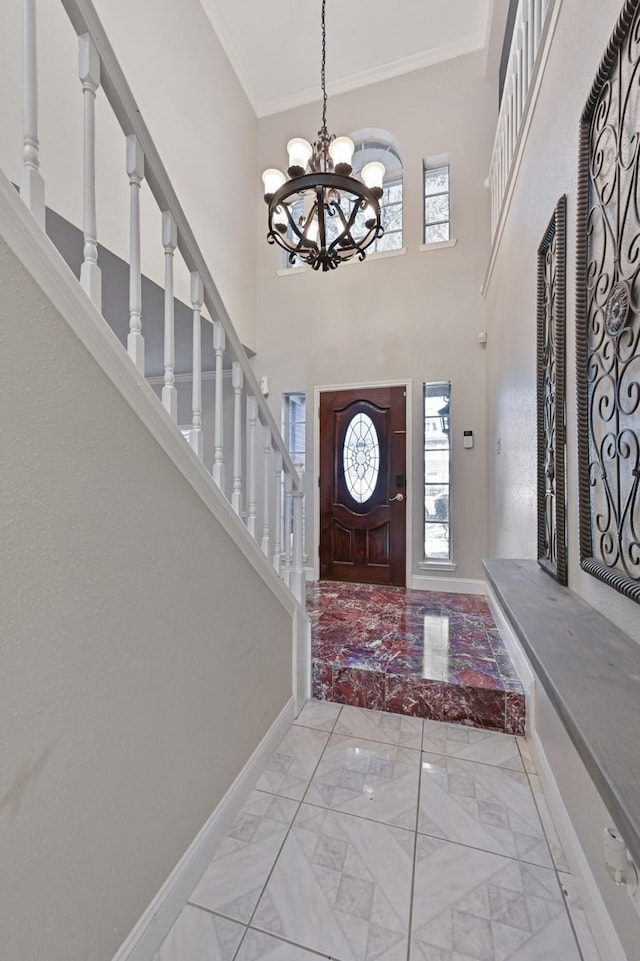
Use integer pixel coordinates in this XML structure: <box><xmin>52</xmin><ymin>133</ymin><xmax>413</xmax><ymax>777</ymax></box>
<box><xmin>0</xmin><ymin>3</ymin><xmax>309</xmax><ymax>960</ymax></box>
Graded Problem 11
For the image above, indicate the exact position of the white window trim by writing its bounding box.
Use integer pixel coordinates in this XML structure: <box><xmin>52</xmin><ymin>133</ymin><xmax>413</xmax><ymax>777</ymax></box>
<box><xmin>419</xmin><ymin>559</ymin><xmax>457</xmax><ymax>572</ymax></box>
<box><xmin>419</xmin><ymin>238</ymin><xmax>457</xmax><ymax>252</ymax></box>
<box><xmin>276</xmin><ymin>245</ymin><xmax>407</xmax><ymax>276</ymax></box>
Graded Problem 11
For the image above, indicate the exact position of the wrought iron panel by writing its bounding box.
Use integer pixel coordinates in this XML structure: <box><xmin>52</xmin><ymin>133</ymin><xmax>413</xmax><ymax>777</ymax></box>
<box><xmin>577</xmin><ymin>0</ymin><xmax>640</xmax><ymax>604</ymax></box>
<box><xmin>537</xmin><ymin>196</ymin><xmax>567</xmax><ymax>584</ymax></box>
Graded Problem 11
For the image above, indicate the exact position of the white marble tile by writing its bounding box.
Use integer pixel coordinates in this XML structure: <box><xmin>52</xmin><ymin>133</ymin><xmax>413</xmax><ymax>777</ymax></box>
<box><xmin>411</xmin><ymin>835</ymin><xmax>582</xmax><ymax>960</ymax></box>
<box><xmin>529</xmin><ymin>773</ymin><xmax>570</xmax><ymax>872</ymax></box>
<box><xmin>154</xmin><ymin>905</ymin><xmax>244</xmax><ymax>961</ymax></box>
<box><xmin>236</xmin><ymin>929</ymin><xmax>328</xmax><ymax>960</ymax></box>
<box><xmin>517</xmin><ymin>736</ymin><xmax>537</xmax><ymax>773</ymax></box>
<box><xmin>334</xmin><ymin>705</ymin><xmax>423</xmax><ymax>750</ymax></box>
<box><xmin>422</xmin><ymin>719</ymin><xmax>524</xmax><ymax>771</ymax></box>
<box><xmin>293</xmin><ymin>699</ymin><xmax>342</xmax><ymax>733</ymax></box>
<box><xmin>189</xmin><ymin>791</ymin><xmax>298</xmax><ymax>922</ymax></box>
<box><xmin>559</xmin><ymin>873</ymin><xmax>603</xmax><ymax>961</ymax></box>
<box><xmin>256</xmin><ymin>725</ymin><xmax>329</xmax><ymax>800</ymax></box>
<box><xmin>418</xmin><ymin>752</ymin><xmax>553</xmax><ymax>868</ymax></box>
<box><xmin>305</xmin><ymin>734</ymin><xmax>420</xmax><ymax>830</ymax></box>
<box><xmin>253</xmin><ymin>803</ymin><xmax>413</xmax><ymax>961</ymax></box>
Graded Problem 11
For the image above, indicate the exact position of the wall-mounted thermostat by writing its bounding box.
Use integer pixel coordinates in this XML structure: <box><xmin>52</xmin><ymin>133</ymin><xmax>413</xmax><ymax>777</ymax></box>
<box><xmin>463</xmin><ymin>430</ymin><xmax>474</xmax><ymax>449</ymax></box>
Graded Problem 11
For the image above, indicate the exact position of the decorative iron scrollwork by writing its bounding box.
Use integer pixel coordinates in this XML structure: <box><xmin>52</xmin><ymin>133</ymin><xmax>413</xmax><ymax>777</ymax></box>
<box><xmin>537</xmin><ymin>196</ymin><xmax>568</xmax><ymax>584</ymax></box>
<box><xmin>577</xmin><ymin>0</ymin><xmax>640</xmax><ymax>604</ymax></box>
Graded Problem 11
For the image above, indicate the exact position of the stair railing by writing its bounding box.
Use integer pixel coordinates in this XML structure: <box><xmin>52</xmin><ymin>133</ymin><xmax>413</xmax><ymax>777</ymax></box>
<box><xmin>16</xmin><ymin>0</ymin><xmax>306</xmax><ymax>603</ymax></box>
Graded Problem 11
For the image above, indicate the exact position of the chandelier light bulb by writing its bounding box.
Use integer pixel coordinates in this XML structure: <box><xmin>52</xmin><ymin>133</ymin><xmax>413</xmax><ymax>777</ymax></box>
<box><xmin>329</xmin><ymin>136</ymin><xmax>355</xmax><ymax>174</ymax></box>
<box><xmin>287</xmin><ymin>138</ymin><xmax>313</xmax><ymax>177</ymax></box>
<box><xmin>362</xmin><ymin>161</ymin><xmax>386</xmax><ymax>197</ymax></box>
<box><xmin>262</xmin><ymin>168</ymin><xmax>286</xmax><ymax>199</ymax></box>
<box><xmin>305</xmin><ymin>217</ymin><xmax>319</xmax><ymax>245</ymax></box>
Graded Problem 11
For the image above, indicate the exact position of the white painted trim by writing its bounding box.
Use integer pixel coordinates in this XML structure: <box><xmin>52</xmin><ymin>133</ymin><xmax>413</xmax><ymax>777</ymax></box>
<box><xmin>409</xmin><ymin>575</ymin><xmax>485</xmax><ymax>595</ymax></box>
<box><xmin>146</xmin><ymin>370</ymin><xmax>217</xmax><ymax>386</ymax></box>
<box><xmin>481</xmin><ymin>0</ymin><xmax>564</xmax><ymax>298</ymax></box>
<box><xmin>419</xmin><ymin>238</ymin><xmax>457</xmax><ymax>252</ymax></box>
<box><xmin>313</xmin><ymin>380</ymin><xmax>413</xmax><ymax>585</ymax></box>
<box><xmin>256</xmin><ymin>36</ymin><xmax>487</xmax><ymax>118</ymax></box>
<box><xmin>110</xmin><ymin>697</ymin><xmax>294</xmax><ymax>961</ymax></box>
<box><xmin>530</xmin><ymin>729</ymin><xmax>629</xmax><ymax>961</ymax></box>
<box><xmin>344</xmin><ymin>246</ymin><xmax>407</xmax><ymax>265</ymax></box>
<box><xmin>276</xmin><ymin>264</ymin><xmax>307</xmax><ymax>278</ymax></box>
<box><xmin>418</xmin><ymin>559</ymin><xmax>457</xmax><ymax>572</ymax></box>
<box><xmin>0</xmin><ymin>168</ymin><xmax>298</xmax><ymax>618</ymax></box>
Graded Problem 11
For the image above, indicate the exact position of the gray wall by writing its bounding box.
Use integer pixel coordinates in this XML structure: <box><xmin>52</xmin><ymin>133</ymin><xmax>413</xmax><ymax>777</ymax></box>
<box><xmin>254</xmin><ymin>51</ymin><xmax>495</xmax><ymax>581</ymax></box>
<box><xmin>0</xmin><ymin>235</ymin><xmax>292</xmax><ymax>961</ymax></box>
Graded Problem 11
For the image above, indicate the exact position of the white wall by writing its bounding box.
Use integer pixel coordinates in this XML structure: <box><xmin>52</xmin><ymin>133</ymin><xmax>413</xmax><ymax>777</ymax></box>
<box><xmin>0</xmin><ymin>234</ymin><xmax>292</xmax><ymax>961</ymax></box>
<box><xmin>253</xmin><ymin>52</ymin><xmax>496</xmax><ymax>582</ymax></box>
<box><xmin>0</xmin><ymin>0</ymin><xmax>258</xmax><ymax>347</ymax></box>
<box><xmin>484</xmin><ymin>0</ymin><xmax>640</xmax><ymax>643</ymax></box>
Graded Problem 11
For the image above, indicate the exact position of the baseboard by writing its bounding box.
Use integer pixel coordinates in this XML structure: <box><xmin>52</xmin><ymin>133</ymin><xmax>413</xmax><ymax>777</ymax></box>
<box><xmin>530</xmin><ymin>729</ymin><xmax>629</xmax><ymax>961</ymax></box>
<box><xmin>111</xmin><ymin>697</ymin><xmax>295</xmax><ymax>961</ymax></box>
<box><xmin>409</xmin><ymin>575</ymin><xmax>486</xmax><ymax>595</ymax></box>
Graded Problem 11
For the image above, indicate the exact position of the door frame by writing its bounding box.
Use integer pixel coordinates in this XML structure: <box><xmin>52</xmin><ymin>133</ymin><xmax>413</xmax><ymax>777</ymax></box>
<box><xmin>312</xmin><ymin>379</ymin><xmax>413</xmax><ymax>584</ymax></box>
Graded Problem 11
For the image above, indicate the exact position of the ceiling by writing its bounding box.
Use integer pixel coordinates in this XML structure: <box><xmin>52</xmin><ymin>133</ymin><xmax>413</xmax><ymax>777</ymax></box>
<box><xmin>200</xmin><ymin>0</ymin><xmax>495</xmax><ymax>118</ymax></box>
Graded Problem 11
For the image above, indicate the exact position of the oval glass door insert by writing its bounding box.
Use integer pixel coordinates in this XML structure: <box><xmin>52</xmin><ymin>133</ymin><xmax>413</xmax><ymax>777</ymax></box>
<box><xmin>343</xmin><ymin>412</ymin><xmax>380</xmax><ymax>503</ymax></box>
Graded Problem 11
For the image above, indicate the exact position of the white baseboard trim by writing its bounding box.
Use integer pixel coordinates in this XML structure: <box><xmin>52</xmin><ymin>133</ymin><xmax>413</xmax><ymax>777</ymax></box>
<box><xmin>111</xmin><ymin>697</ymin><xmax>295</xmax><ymax>961</ymax></box>
<box><xmin>530</xmin><ymin>730</ymin><xmax>628</xmax><ymax>961</ymax></box>
<box><xmin>409</xmin><ymin>575</ymin><xmax>486</xmax><ymax>595</ymax></box>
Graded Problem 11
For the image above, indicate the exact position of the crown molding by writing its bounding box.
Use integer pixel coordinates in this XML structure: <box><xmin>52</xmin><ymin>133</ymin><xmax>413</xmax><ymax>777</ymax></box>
<box><xmin>199</xmin><ymin>0</ymin><xmax>261</xmax><ymax>115</ymax></box>
<box><xmin>256</xmin><ymin>35</ymin><xmax>486</xmax><ymax>118</ymax></box>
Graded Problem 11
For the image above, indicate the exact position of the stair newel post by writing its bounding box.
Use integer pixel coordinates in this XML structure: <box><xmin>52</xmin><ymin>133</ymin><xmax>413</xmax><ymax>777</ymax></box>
<box><xmin>78</xmin><ymin>34</ymin><xmax>102</xmax><ymax>308</ymax></box>
<box><xmin>231</xmin><ymin>361</ymin><xmax>244</xmax><ymax>515</ymax></box>
<box><xmin>21</xmin><ymin>0</ymin><xmax>45</xmax><ymax>226</ymax></box>
<box><xmin>212</xmin><ymin>321</ymin><xmax>226</xmax><ymax>489</ymax></box>
<box><xmin>247</xmin><ymin>395</ymin><xmax>258</xmax><ymax>538</ymax></box>
<box><xmin>261</xmin><ymin>428</ymin><xmax>271</xmax><ymax>556</ymax></box>
<box><xmin>273</xmin><ymin>452</ymin><xmax>283</xmax><ymax>572</ymax></box>
<box><xmin>189</xmin><ymin>271</ymin><xmax>204</xmax><ymax>460</ymax></box>
<box><xmin>291</xmin><ymin>484</ymin><xmax>305</xmax><ymax>604</ymax></box>
<box><xmin>282</xmin><ymin>470</ymin><xmax>293</xmax><ymax>586</ymax></box>
<box><xmin>126</xmin><ymin>134</ymin><xmax>145</xmax><ymax>372</ymax></box>
<box><xmin>161</xmin><ymin>211</ymin><xmax>178</xmax><ymax>421</ymax></box>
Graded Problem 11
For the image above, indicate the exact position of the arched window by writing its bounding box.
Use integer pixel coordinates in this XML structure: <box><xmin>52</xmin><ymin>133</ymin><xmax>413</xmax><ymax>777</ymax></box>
<box><xmin>350</xmin><ymin>130</ymin><xmax>403</xmax><ymax>253</ymax></box>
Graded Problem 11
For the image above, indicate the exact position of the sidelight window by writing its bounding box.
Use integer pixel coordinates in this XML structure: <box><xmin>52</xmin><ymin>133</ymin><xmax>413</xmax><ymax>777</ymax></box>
<box><xmin>423</xmin><ymin>381</ymin><xmax>451</xmax><ymax>560</ymax></box>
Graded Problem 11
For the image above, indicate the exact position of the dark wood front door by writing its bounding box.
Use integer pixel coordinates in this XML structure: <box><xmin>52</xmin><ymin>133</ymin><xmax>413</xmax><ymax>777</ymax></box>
<box><xmin>319</xmin><ymin>386</ymin><xmax>407</xmax><ymax>586</ymax></box>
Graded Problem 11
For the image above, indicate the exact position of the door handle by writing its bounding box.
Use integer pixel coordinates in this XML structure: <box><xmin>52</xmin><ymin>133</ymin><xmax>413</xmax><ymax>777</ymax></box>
<box><xmin>389</xmin><ymin>493</ymin><xmax>405</xmax><ymax>502</ymax></box>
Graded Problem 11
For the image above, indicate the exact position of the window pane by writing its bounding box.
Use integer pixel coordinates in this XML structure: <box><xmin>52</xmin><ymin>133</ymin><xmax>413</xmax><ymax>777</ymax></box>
<box><xmin>424</xmin><ymin>165</ymin><xmax>449</xmax><ymax>196</ymax></box>
<box><xmin>424</xmin><ymin>222</ymin><xmax>450</xmax><ymax>244</ymax></box>
<box><xmin>425</xmin><ymin>522</ymin><xmax>450</xmax><ymax>559</ymax></box>
<box><xmin>384</xmin><ymin>183</ymin><xmax>403</xmax><ymax>203</ymax></box>
<box><xmin>425</xmin><ymin>194</ymin><xmax>449</xmax><ymax>224</ymax></box>
<box><xmin>424</xmin><ymin>452</ymin><xmax>450</xmax><ymax>484</ymax></box>
<box><xmin>382</xmin><ymin>203</ymin><xmax>402</xmax><ymax>232</ymax></box>
<box><xmin>425</xmin><ymin>485</ymin><xmax>449</xmax><ymax>521</ymax></box>
<box><xmin>376</xmin><ymin>231</ymin><xmax>402</xmax><ymax>252</ymax></box>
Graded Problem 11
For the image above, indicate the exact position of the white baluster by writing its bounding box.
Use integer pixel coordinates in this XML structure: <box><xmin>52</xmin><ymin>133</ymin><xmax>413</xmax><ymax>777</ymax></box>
<box><xmin>21</xmin><ymin>0</ymin><xmax>45</xmax><ymax>227</ymax></box>
<box><xmin>190</xmin><ymin>271</ymin><xmax>204</xmax><ymax>460</ymax></box>
<box><xmin>231</xmin><ymin>361</ymin><xmax>243</xmax><ymax>515</ymax></box>
<box><xmin>247</xmin><ymin>396</ymin><xmax>258</xmax><ymax>538</ymax></box>
<box><xmin>212</xmin><ymin>321</ymin><xmax>226</xmax><ymax>489</ymax></box>
<box><xmin>78</xmin><ymin>34</ymin><xmax>101</xmax><ymax>308</ymax></box>
<box><xmin>291</xmin><ymin>487</ymin><xmax>305</xmax><ymax>604</ymax></box>
<box><xmin>126</xmin><ymin>134</ymin><xmax>145</xmax><ymax>372</ymax></box>
<box><xmin>534</xmin><ymin>0</ymin><xmax>543</xmax><ymax>47</ymax></box>
<box><xmin>541</xmin><ymin>0</ymin><xmax>550</xmax><ymax>22</ymax></box>
<box><xmin>273</xmin><ymin>452</ymin><xmax>283</xmax><ymax>572</ymax></box>
<box><xmin>516</xmin><ymin>29</ymin><xmax>524</xmax><ymax>129</ymax></box>
<box><xmin>282</xmin><ymin>471</ymin><xmax>293</xmax><ymax>586</ymax></box>
<box><xmin>523</xmin><ymin>1</ymin><xmax>533</xmax><ymax>89</ymax></box>
<box><xmin>261</xmin><ymin>427</ymin><xmax>271</xmax><ymax>557</ymax></box>
<box><xmin>161</xmin><ymin>211</ymin><xmax>178</xmax><ymax>421</ymax></box>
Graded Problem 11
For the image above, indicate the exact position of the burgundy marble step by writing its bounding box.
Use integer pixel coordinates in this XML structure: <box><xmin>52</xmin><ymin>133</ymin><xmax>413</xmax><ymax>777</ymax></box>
<box><xmin>308</xmin><ymin>581</ymin><xmax>525</xmax><ymax>735</ymax></box>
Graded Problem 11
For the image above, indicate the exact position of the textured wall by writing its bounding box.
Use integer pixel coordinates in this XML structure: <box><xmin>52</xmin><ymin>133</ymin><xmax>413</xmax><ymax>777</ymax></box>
<box><xmin>484</xmin><ymin>0</ymin><xmax>640</xmax><ymax>643</ymax></box>
<box><xmin>0</xmin><ymin>236</ymin><xmax>292</xmax><ymax>961</ymax></box>
<box><xmin>254</xmin><ymin>52</ymin><xmax>495</xmax><ymax>581</ymax></box>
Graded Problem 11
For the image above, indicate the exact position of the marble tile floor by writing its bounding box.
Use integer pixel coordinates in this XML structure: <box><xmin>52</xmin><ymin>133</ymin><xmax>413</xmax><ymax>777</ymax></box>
<box><xmin>154</xmin><ymin>701</ymin><xmax>602</xmax><ymax>961</ymax></box>
<box><xmin>307</xmin><ymin>581</ymin><xmax>526</xmax><ymax>734</ymax></box>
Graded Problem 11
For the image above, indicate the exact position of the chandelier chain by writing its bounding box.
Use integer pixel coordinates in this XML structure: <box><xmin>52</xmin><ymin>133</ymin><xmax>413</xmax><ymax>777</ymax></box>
<box><xmin>321</xmin><ymin>0</ymin><xmax>327</xmax><ymax>133</ymax></box>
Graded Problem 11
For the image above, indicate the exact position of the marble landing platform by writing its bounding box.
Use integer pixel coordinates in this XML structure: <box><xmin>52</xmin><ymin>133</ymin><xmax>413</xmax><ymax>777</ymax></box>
<box><xmin>307</xmin><ymin>581</ymin><xmax>526</xmax><ymax>734</ymax></box>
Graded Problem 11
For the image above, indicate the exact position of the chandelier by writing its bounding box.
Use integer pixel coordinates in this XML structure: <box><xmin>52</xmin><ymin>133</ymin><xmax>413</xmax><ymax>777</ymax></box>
<box><xmin>261</xmin><ymin>0</ymin><xmax>385</xmax><ymax>272</ymax></box>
